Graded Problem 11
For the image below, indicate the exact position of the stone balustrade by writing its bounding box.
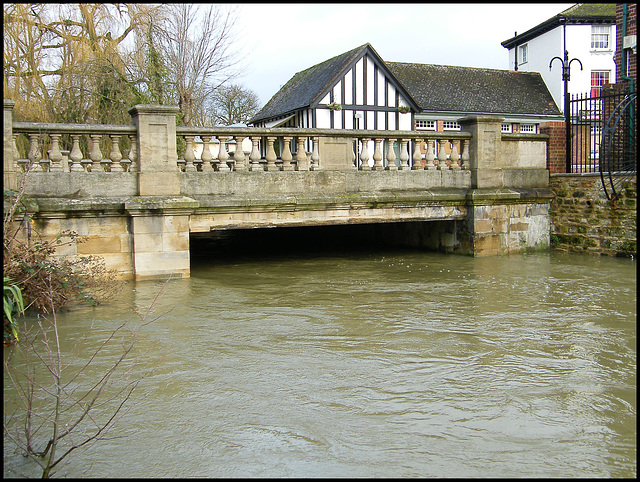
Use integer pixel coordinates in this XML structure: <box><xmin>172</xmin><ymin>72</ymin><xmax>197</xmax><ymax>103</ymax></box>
<box><xmin>11</xmin><ymin>122</ymin><xmax>137</xmax><ymax>173</ymax></box>
<box><xmin>176</xmin><ymin>126</ymin><xmax>471</xmax><ymax>172</ymax></box>
<box><xmin>4</xmin><ymin>100</ymin><xmax>551</xmax><ymax>194</ymax></box>
<box><xmin>9</xmin><ymin>123</ymin><xmax>471</xmax><ymax>175</ymax></box>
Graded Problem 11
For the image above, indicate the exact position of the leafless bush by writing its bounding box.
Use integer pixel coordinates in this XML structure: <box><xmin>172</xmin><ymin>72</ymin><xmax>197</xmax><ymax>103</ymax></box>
<box><xmin>3</xmin><ymin>275</ymin><xmax>169</xmax><ymax>478</ymax></box>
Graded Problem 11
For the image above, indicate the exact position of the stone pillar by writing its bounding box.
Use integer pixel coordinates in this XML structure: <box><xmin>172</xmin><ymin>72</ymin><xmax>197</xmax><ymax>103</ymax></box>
<box><xmin>458</xmin><ymin>115</ymin><xmax>553</xmax><ymax>256</ymax></box>
<box><xmin>458</xmin><ymin>115</ymin><xmax>504</xmax><ymax>189</ymax></box>
<box><xmin>4</xmin><ymin>99</ymin><xmax>17</xmax><ymax>191</ymax></box>
<box><xmin>126</xmin><ymin>197</ymin><xmax>198</xmax><ymax>280</ymax></box>
<box><xmin>127</xmin><ymin>105</ymin><xmax>198</xmax><ymax>279</ymax></box>
<box><xmin>128</xmin><ymin>104</ymin><xmax>181</xmax><ymax>196</ymax></box>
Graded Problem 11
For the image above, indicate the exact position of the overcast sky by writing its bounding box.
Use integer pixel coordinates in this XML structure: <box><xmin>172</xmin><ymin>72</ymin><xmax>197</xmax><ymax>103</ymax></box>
<box><xmin>233</xmin><ymin>3</ymin><xmax>575</xmax><ymax>107</ymax></box>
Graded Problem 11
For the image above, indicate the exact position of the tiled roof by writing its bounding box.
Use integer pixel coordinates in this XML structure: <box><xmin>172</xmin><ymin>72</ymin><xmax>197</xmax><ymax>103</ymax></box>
<box><xmin>251</xmin><ymin>44</ymin><xmax>368</xmax><ymax>124</ymax></box>
<box><xmin>561</xmin><ymin>3</ymin><xmax>616</xmax><ymax>18</ymax></box>
<box><xmin>251</xmin><ymin>43</ymin><xmax>562</xmax><ymax>124</ymax></box>
<box><xmin>502</xmin><ymin>3</ymin><xmax>615</xmax><ymax>48</ymax></box>
<box><xmin>386</xmin><ymin>62</ymin><xmax>562</xmax><ymax>117</ymax></box>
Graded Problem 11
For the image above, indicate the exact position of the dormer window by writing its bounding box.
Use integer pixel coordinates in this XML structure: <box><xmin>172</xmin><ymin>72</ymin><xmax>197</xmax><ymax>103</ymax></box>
<box><xmin>591</xmin><ymin>25</ymin><xmax>611</xmax><ymax>49</ymax></box>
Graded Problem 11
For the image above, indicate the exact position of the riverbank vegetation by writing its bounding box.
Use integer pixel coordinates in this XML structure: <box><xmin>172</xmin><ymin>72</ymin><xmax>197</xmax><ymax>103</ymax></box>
<box><xmin>3</xmin><ymin>169</ymin><xmax>120</xmax><ymax>345</ymax></box>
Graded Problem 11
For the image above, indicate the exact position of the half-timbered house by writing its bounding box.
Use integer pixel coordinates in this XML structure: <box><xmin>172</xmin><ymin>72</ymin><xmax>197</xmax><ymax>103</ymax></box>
<box><xmin>249</xmin><ymin>44</ymin><xmax>420</xmax><ymax>131</ymax></box>
<box><xmin>249</xmin><ymin>43</ymin><xmax>562</xmax><ymax>135</ymax></box>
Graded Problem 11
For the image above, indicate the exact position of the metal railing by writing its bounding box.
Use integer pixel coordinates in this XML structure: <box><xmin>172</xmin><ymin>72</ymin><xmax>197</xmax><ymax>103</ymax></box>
<box><xmin>569</xmin><ymin>86</ymin><xmax>634</xmax><ymax>174</ymax></box>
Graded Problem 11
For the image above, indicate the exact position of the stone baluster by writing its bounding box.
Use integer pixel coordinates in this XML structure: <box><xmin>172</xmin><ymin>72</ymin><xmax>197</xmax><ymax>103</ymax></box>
<box><xmin>295</xmin><ymin>137</ymin><xmax>308</xmax><ymax>171</ymax></box>
<box><xmin>119</xmin><ymin>138</ymin><xmax>132</xmax><ymax>172</ymax></box>
<box><xmin>386</xmin><ymin>139</ymin><xmax>397</xmax><ymax>170</ymax></box>
<box><xmin>128</xmin><ymin>135</ymin><xmax>138</xmax><ymax>172</ymax></box>
<box><xmin>193</xmin><ymin>138</ymin><xmax>203</xmax><ymax>172</ymax></box>
<box><xmin>360</xmin><ymin>138</ymin><xmax>370</xmax><ymax>170</ymax></box>
<box><xmin>48</xmin><ymin>134</ymin><xmax>64</xmax><ymax>172</ymax></box>
<box><xmin>411</xmin><ymin>139</ymin><xmax>423</xmax><ymax>170</ymax></box>
<box><xmin>450</xmin><ymin>139</ymin><xmax>460</xmax><ymax>170</ymax></box>
<box><xmin>437</xmin><ymin>139</ymin><xmax>448</xmax><ymax>170</ymax></box>
<box><xmin>69</xmin><ymin>135</ymin><xmax>84</xmax><ymax>172</ymax></box>
<box><xmin>201</xmin><ymin>135</ymin><xmax>214</xmax><ymax>171</ymax></box>
<box><xmin>26</xmin><ymin>134</ymin><xmax>37</xmax><ymax>168</ymax></box>
<box><xmin>351</xmin><ymin>139</ymin><xmax>357</xmax><ymax>169</ymax></box>
<box><xmin>217</xmin><ymin>136</ymin><xmax>230</xmax><ymax>171</ymax></box>
<box><xmin>109</xmin><ymin>135</ymin><xmax>124</xmax><ymax>172</ymax></box>
<box><xmin>461</xmin><ymin>139</ymin><xmax>470</xmax><ymax>170</ymax></box>
<box><xmin>425</xmin><ymin>139</ymin><xmax>436</xmax><ymax>170</ymax></box>
<box><xmin>29</xmin><ymin>134</ymin><xmax>50</xmax><ymax>172</ymax></box>
<box><xmin>265</xmin><ymin>136</ymin><xmax>278</xmax><ymax>171</ymax></box>
<box><xmin>310</xmin><ymin>136</ymin><xmax>320</xmax><ymax>170</ymax></box>
<box><xmin>250</xmin><ymin>136</ymin><xmax>263</xmax><ymax>171</ymax></box>
<box><xmin>281</xmin><ymin>136</ymin><xmax>293</xmax><ymax>171</ymax></box>
<box><xmin>233</xmin><ymin>136</ymin><xmax>246</xmax><ymax>171</ymax></box>
<box><xmin>399</xmin><ymin>139</ymin><xmax>410</xmax><ymax>169</ymax></box>
<box><xmin>372</xmin><ymin>138</ymin><xmax>384</xmax><ymax>170</ymax></box>
<box><xmin>183</xmin><ymin>135</ymin><xmax>196</xmax><ymax>171</ymax></box>
<box><xmin>13</xmin><ymin>134</ymin><xmax>28</xmax><ymax>172</ymax></box>
<box><xmin>88</xmin><ymin>134</ymin><xmax>105</xmax><ymax>172</ymax></box>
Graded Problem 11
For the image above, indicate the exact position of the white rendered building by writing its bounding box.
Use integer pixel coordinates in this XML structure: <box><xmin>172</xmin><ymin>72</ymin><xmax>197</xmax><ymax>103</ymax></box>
<box><xmin>501</xmin><ymin>3</ymin><xmax>617</xmax><ymax>112</ymax></box>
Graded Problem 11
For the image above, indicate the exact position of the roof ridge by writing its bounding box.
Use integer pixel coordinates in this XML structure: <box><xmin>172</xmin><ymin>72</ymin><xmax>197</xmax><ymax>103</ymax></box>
<box><xmin>387</xmin><ymin>61</ymin><xmax>537</xmax><ymax>74</ymax></box>
<box><xmin>295</xmin><ymin>43</ymin><xmax>369</xmax><ymax>77</ymax></box>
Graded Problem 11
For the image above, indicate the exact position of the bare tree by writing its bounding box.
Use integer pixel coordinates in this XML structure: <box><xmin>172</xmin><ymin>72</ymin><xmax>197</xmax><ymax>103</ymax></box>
<box><xmin>3</xmin><ymin>3</ymin><xmax>143</xmax><ymax>123</ymax></box>
<box><xmin>160</xmin><ymin>4</ymin><xmax>243</xmax><ymax>126</ymax></box>
<box><xmin>3</xmin><ymin>276</ymin><xmax>168</xmax><ymax>478</ymax></box>
<box><xmin>209</xmin><ymin>83</ymin><xmax>260</xmax><ymax>126</ymax></box>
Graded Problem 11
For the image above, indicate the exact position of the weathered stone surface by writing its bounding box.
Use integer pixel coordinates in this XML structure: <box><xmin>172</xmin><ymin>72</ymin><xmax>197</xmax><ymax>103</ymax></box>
<box><xmin>549</xmin><ymin>174</ymin><xmax>636</xmax><ymax>257</ymax></box>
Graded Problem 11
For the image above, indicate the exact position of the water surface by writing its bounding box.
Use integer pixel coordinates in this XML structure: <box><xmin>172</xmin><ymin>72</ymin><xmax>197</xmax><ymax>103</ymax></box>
<box><xmin>3</xmin><ymin>251</ymin><xmax>636</xmax><ymax>477</ymax></box>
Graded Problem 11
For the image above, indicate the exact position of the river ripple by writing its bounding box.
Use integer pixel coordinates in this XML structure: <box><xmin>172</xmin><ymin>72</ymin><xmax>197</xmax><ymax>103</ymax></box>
<box><xmin>3</xmin><ymin>251</ymin><xmax>636</xmax><ymax>477</ymax></box>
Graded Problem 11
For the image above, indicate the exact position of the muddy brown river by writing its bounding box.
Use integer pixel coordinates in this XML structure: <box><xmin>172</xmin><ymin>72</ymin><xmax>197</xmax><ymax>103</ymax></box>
<box><xmin>3</xmin><ymin>250</ymin><xmax>636</xmax><ymax>477</ymax></box>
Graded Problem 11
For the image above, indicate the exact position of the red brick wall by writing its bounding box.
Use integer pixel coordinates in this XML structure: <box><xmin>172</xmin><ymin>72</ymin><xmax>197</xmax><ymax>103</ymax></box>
<box><xmin>539</xmin><ymin>121</ymin><xmax>566</xmax><ymax>173</ymax></box>
<box><xmin>616</xmin><ymin>3</ymin><xmax>637</xmax><ymax>82</ymax></box>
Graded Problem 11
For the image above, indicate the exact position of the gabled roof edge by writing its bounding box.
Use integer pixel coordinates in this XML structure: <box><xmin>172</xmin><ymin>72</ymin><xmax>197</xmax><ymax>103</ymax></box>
<box><xmin>501</xmin><ymin>4</ymin><xmax>616</xmax><ymax>49</ymax></box>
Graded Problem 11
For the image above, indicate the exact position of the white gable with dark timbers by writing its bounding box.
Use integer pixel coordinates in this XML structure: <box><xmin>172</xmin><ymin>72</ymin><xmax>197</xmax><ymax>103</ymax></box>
<box><xmin>250</xmin><ymin>44</ymin><xmax>420</xmax><ymax>130</ymax></box>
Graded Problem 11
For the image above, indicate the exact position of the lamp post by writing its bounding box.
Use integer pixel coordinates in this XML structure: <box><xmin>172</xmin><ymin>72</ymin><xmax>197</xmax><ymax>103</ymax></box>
<box><xmin>549</xmin><ymin>16</ymin><xmax>583</xmax><ymax>173</ymax></box>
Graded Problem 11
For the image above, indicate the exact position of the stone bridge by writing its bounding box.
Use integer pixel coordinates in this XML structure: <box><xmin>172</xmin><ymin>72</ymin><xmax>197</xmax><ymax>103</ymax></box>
<box><xmin>4</xmin><ymin>100</ymin><xmax>554</xmax><ymax>280</ymax></box>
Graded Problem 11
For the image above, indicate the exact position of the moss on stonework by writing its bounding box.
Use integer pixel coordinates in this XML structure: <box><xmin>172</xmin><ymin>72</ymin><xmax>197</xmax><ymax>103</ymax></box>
<box><xmin>583</xmin><ymin>238</ymin><xmax>597</xmax><ymax>248</ymax></box>
<box><xmin>618</xmin><ymin>240</ymin><xmax>637</xmax><ymax>257</ymax></box>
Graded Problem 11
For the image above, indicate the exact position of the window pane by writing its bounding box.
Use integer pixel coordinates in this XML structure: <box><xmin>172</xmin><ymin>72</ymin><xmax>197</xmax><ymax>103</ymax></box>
<box><xmin>591</xmin><ymin>26</ymin><xmax>610</xmax><ymax>49</ymax></box>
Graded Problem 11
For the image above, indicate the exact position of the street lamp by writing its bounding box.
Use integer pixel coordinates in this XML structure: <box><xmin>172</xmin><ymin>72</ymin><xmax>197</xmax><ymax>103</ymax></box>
<box><xmin>549</xmin><ymin>16</ymin><xmax>583</xmax><ymax>173</ymax></box>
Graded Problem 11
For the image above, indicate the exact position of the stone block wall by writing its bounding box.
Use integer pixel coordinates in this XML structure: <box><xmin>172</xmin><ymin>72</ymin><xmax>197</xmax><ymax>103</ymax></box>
<box><xmin>8</xmin><ymin>214</ymin><xmax>135</xmax><ymax>279</ymax></box>
<box><xmin>549</xmin><ymin>174</ymin><xmax>637</xmax><ymax>257</ymax></box>
<box><xmin>467</xmin><ymin>201</ymin><xmax>551</xmax><ymax>256</ymax></box>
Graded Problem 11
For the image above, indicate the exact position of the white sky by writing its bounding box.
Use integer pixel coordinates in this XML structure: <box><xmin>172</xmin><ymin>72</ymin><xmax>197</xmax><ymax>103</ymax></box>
<box><xmin>233</xmin><ymin>3</ymin><xmax>575</xmax><ymax>107</ymax></box>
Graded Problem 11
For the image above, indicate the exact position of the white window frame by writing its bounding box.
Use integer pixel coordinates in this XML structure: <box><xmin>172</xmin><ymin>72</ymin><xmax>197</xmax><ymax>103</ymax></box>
<box><xmin>519</xmin><ymin>124</ymin><xmax>536</xmax><ymax>133</ymax></box>
<box><xmin>591</xmin><ymin>25</ymin><xmax>611</xmax><ymax>50</ymax></box>
<box><xmin>501</xmin><ymin>123</ymin><xmax>512</xmax><ymax>133</ymax></box>
<box><xmin>416</xmin><ymin>120</ymin><xmax>436</xmax><ymax>130</ymax></box>
<box><xmin>442</xmin><ymin>121</ymin><xmax>461</xmax><ymax>131</ymax></box>
<box><xmin>518</xmin><ymin>43</ymin><xmax>528</xmax><ymax>64</ymax></box>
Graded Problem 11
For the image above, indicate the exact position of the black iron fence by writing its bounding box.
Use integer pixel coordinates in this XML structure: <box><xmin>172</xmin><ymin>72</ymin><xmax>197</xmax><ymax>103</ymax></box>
<box><xmin>569</xmin><ymin>85</ymin><xmax>635</xmax><ymax>174</ymax></box>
